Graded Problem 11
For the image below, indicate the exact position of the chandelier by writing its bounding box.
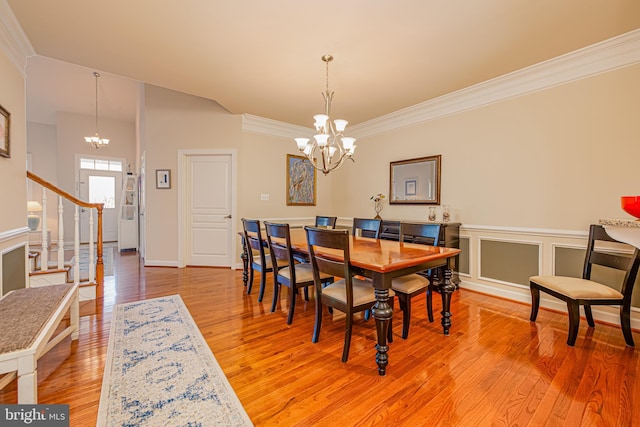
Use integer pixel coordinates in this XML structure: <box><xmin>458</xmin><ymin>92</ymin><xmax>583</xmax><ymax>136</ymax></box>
<box><xmin>84</xmin><ymin>72</ymin><xmax>110</xmax><ymax>149</ymax></box>
<box><xmin>295</xmin><ymin>55</ymin><xmax>356</xmax><ymax>175</ymax></box>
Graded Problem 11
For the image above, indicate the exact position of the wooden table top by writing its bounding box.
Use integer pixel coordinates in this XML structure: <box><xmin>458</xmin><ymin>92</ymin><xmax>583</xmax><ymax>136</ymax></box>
<box><xmin>287</xmin><ymin>228</ymin><xmax>461</xmax><ymax>274</ymax></box>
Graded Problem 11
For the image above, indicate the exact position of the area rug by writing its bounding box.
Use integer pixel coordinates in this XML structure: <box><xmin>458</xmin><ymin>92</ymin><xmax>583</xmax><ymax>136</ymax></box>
<box><xmin>97</xmin><ymin>295</ymin><xmax>253</xmax><ymax>426</ymax></box>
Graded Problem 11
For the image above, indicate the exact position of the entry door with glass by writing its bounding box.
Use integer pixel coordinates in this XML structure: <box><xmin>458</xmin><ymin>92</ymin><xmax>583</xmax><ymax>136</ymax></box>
<box><xmin>79</xmin><ymin>168</ymin><xmax>122</xmax><ymax>243</ymax></box>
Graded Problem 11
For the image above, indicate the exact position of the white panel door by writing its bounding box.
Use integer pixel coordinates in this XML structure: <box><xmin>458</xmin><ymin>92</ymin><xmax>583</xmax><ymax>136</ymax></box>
<box><xmin>79</xmin><ymin>169</ymin><xmax>121</xmax><ymax>243</ymax></box>
<box><xmin>186</xmin><ymin>154</ymin><xmax>232</xmax><ymax>266</ymax></box>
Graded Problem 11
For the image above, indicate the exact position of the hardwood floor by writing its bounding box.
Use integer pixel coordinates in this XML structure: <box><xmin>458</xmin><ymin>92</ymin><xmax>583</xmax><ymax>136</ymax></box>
<box><xmin>2</xmin><ymin>250</ymin><xmax>639</xmax><ymax>426</ymax></box>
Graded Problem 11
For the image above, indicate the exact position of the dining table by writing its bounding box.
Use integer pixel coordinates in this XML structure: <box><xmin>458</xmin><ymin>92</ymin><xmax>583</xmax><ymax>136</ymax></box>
<box><xmin>240</xmin><ymin>227</ymin><xmax>461</xmax><ymax>376</ymax></box>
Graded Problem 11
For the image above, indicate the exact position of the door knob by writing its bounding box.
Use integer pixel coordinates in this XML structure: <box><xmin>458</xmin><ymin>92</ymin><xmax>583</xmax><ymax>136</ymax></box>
<box><xmin>224</xmin><ymin>214</ymin><xmax>232</xmax><ymax>219</ymax></box>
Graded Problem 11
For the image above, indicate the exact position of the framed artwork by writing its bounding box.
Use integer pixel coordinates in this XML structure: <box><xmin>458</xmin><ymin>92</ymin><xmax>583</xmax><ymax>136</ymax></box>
<box><xmin>405</xmin><ymin>179</ymin><xmax>417</xmax><ymax>196</ymax></box>
<box><xmin>156</xmin><ymin>169</ymin><xmax>171</xmax><ymax>189</ymax></box>
<box><xmin>0</xmin><ymin>104</ymin><xmax>10</xmax><ymax>158</ymax></box>
<box><xmin>286</xmin><ymin>154</ymin><xmax>316</xmax><ymax>206</ymax></box>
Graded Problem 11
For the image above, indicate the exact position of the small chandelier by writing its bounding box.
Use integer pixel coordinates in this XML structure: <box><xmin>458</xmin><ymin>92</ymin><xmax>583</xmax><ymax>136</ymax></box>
<box><xmin>84</xmin><ymin>71</ymin><xmax>110</xmax><ymax>149</ymax></box>
<box><xmin>295</xmin><ymin>55</ymin><xmax>356</xmax><ymax>175</ymax></box>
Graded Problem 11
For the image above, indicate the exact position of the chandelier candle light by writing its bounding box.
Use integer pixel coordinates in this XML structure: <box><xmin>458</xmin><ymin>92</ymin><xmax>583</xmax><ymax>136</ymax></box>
<box><xmin>295</xmin><ymin>55</ymin><xmax>356</xmax><ymax>175</ymax></box>
<box><xmin>84</xmin><ymin>71</ymin><xmax>110</xmax><ymax>149</ymax></box>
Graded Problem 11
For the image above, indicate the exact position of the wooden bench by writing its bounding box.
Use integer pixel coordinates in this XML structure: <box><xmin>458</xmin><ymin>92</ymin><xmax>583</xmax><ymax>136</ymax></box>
<box><xmin>0</xmin><ymin>283</ymin><xmax>79</xmax><ymax>403</ymax></box>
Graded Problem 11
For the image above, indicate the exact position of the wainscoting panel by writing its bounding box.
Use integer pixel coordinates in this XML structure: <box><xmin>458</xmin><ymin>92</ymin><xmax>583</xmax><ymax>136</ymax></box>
<box><xmin>479</xmin><ymin>238</ymin><xmax>540</xmax><ymax>286</ymax></box>
<box><xmin>460</xmin><ymin>224</ymin><xmax>640</xmax><ymax>329</ymax></box>
<box><xmin>1</xmin><ymin>244</ymin><xmax>26</xmax><ymax>295</ymax></box>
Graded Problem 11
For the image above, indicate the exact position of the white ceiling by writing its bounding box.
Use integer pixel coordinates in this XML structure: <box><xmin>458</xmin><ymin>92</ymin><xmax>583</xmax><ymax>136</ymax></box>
<box><xmin>8</xmin><ymin>0</ymin><xmax>640</xmax><ymax>127</ymax></box>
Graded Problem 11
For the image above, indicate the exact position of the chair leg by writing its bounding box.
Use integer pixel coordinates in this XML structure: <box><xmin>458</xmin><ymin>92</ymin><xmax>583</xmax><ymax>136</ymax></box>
<box><xmin>620</xmin><ymin>303</ymin><xmax>635</xmax><ymax>347</ymax></box>
<box><xmin>258</xmin><ymin>270</ymin><xmax>267</xmax><ymax>302</ymax></box>
<box><xmin>426</xmin><ymin>286</ymin><xmax>434</xmax><ymax>323</ymax></box>
<box><xmin>529</xmin><ymin>285</ymin><xmax>540</xmax><ymax>322</ymax></box>
<box><xmin>312</xmin><ymin>297</ymin><xmax>323</xmax><ymax>343</ymax></box>
<box><xmin>388</xmin><ymin>297</ymin><xmax>394</xmax><ymax>343</ymax></box>
<box><xmin>271</xmin><ymin>281</ymin><xmax>280</xmax><ymax>313</ymax></box>
<box><xmin>342</xmin><ymin>314</ymin><xmax>353</xmax><ymax>362</ymax></box>
<box><xmin>399</xmin><ymin>294</ymin><xmax>411</xmax><ymax>340</ymax></box>
<box><xmin>584</xmin><ymin>305</ymin><xmax>595</xmax><ymax>327</ymax></box>
<box><xmin>247</xmin><ymin>266</ymin><xmax>255</xmax><ymax>294</ymax></box>
<box><xmin>567</xmin><ymin>301</ymin><xmax>580</xmax><ymax>346</ymax></box>
<box><xmin>287</xmin><ymin>286</ymin><xmax>296</xmax><ymax>325</ymax></box>
<box><xmin>303</xmin><ymin>286</ymin><xmax>309</xmax><ymax>301</ymax></box>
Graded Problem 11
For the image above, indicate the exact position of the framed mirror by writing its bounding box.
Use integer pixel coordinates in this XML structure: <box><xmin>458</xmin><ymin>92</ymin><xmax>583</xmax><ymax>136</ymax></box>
<box><xmin>389</xmin><ymin>155</ymin><xmax>441</xmax><ymax>205</ymax></box>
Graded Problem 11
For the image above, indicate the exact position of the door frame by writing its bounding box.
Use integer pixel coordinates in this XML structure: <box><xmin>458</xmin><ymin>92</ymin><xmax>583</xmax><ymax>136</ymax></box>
<box><xmin>177</xmin><ymin>149</ymin><xmax>237</xmax><ymax>268</ymax></box>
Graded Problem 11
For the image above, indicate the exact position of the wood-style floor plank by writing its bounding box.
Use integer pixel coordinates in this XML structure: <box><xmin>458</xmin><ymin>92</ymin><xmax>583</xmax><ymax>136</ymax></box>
<box><xmin>1</xmin><ymin>250</ymin><xmax>639</xmax><ymax>426</ymax></box>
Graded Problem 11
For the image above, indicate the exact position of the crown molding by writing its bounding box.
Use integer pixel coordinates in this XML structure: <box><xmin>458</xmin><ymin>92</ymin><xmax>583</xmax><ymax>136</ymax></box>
<box><xmin>244</xmin><ymin>30</ymin><xmax>640</xmax><ymax>140</ymax></box>
<box><xmin>0</xmin><ymin>0</ymin><xmax>35</xmax><ymax>75</ymax></box>
<box><xmin>349</xmin><ymin>29</ymin><xmax>640</xmax><ymax>138</ymax></box>
<box><xmin>242</xmin><ymin>114</ymin><xmax>311</xmax><ymax>139</ymax></box>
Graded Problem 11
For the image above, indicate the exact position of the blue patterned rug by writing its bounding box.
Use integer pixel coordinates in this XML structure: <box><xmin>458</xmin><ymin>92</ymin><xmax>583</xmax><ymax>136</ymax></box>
<box><xmin>97</xmin><ymin>295</ymin><xmax>252</xmax><ymax>426</ymax></box>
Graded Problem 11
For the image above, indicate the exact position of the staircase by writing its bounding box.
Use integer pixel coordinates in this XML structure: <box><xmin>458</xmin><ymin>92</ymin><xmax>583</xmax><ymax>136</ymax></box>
<box><xmin>27</xmin><ymin>171</ymin><xmax>104</xmax><ymax>301</ymax></box>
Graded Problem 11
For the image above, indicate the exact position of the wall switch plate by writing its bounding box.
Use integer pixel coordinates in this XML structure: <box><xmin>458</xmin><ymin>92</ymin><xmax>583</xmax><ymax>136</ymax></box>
<box><xmin>260</xmin><ymin>194</ymin><xmax>269</xmax><ymax>201</ymax></box>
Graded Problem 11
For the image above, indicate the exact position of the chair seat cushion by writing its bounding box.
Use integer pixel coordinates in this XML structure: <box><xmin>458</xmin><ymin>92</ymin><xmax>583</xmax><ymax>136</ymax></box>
<box><xmin>323</xmin><ymin>278</ymin><xmax>395</xmax><ymax>306</ymax></box>
<box><xmin>530</xmin><ymin>275</ymin><xmax>624</xmax><ymax>300</ymax></box>
<box><xmin>279</xmin><ymin>263</ymin><xmax>331</xmax><ymax>283</ymax></box>
<box><xmin>391</xmin><ymin>274</ymin><xmax>430</xmax><ymax>294</ymax></box>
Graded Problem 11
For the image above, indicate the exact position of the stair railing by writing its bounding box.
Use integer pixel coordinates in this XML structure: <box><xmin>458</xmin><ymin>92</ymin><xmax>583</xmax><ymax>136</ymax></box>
<box><xmin>27</xmin><ymin>171</ymin><xmax>104</xmax><ymax>298</ymax></box>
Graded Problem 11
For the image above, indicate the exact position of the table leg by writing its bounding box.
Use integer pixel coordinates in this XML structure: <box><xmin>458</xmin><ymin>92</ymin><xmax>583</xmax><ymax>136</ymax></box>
<box><xmin>439</xmin><ymin>268</ymin><xmax>456</xmax><ymax>335</ymax></box>
<box><xmin>372</xmin><ymin>287</ymin><xmax>393</xmax><ymax>376</ymax></box>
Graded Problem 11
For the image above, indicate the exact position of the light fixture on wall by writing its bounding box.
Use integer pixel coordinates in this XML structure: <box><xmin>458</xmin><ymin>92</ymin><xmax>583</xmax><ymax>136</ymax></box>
<box><xmin>27</xmin><ymin>200</ymin><xmax>42</xmax><ymax>231</ymax></box>
<box><xmin>295</xmin><ymin>55</ymin><xmax>356</xmax><ymax>175</ymax></box>
<box><xmin>84</xmin><ymin>71</ymin><xmax>110</xmax><ymax>149</ymax></box>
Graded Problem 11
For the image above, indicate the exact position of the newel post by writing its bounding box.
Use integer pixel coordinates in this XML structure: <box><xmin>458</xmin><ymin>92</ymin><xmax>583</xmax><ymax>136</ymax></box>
<box><xmin>96</xmin><ymin>204</ymin><xmax>104</xmax><ymax>298</ymax></box>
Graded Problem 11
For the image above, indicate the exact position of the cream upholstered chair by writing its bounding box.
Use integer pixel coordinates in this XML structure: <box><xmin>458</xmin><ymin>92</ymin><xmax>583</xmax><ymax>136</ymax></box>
<box><xmin>305</xmin><ymin>226</ymin><xmax>393</xmax><ymax>362</ymax></box>
<box><xmin>530</xmin><ymin>224</ymin><xmax>640</xmax><ymax>346</ymax></box>
<box><xmin>391</xmin><ymin>222</ymin><xmax>441</xmax><ymax>339</ymax></box>
<box><xmin>264</xmin><ymin>222</ymin><xmax>333</xmax><ymax>325</ymax></box>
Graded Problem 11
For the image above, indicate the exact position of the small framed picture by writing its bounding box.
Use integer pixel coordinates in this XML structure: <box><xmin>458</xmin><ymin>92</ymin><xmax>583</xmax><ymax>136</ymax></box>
<box><xmin>0</xmin><ymin>104</ymin><xmax>10</xmax><ymax>158</ymax></box>
<box><xmin>405</xmin><ymin>179</ymin><xmax>417</xmax><ymax>196</ymax></box>
<box><xmin>156</xmin><ymin>169</ymin><xmax>171</xmax><ymax>189</ymax></box>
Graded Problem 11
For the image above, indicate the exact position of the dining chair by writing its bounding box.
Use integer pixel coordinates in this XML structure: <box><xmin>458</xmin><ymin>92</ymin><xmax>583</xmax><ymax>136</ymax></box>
<box><xmin>305</xmin><ymin>226</ymin><xmax>393</xmax><ymax>362</ymax></box>
<box><xmin>264</xmin><ymin>222</ymin><xmax>334</xmax><ymax>325</ymax></box>
<box><xmin>391</xmin><ymin>222</ymin><xmax>442</xmax><ymax>339</ymax></box>
<box><xmin>530</xmin><ymin>224</ymin><xmax>640</xmax><ymax>346</ymax></box>
<box><xmin>315</xmin><ymin>216</ymin><xmax>337</xmax><ymax>229</ymax></box>
<box><xmin>241</xmin><ymin>218</ymin><xmax>287</xmax><ymax>302</ymax></box>
<box><xmin>352</xmin><ymin>218</ymin><xmax>382</xmax><ymax>239</ymax></box>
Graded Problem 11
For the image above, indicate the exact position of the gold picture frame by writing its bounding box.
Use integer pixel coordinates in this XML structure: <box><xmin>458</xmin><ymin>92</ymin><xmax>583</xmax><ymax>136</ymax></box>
<box><xmin>286</xmin><ymin>154</ymin><xmax>316</xmax><ymax>206</ymax></box>
<box><xmin>389</xmin><ymin>155</ymin><xmax>441</xmax><ymax>205</ymax></box>
<box><xmin>0</xmin><ymin>104</ymin><xmax>10</xmax><ymax>158</ymax></box>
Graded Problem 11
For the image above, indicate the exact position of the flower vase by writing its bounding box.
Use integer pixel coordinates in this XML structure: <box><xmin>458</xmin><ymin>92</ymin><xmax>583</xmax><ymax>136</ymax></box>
<box><xmin>374</xmin><ymin>201</ymin><xmax>383</xmax><ymax>219</ymax></box>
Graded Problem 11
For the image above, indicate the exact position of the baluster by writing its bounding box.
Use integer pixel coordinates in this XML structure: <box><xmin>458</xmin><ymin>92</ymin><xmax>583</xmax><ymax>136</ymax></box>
<box><xmin>57</xmin><ymin>196</ymin><xmax>65</xmax><ymax>269</ymax></box>
<box><xmin>74</xmin><ymin>205</ymin><xmax>80</xmax><ymax>286</ymax></box>
<box><xmin>89</xmin><ymin>209</ymin><xmax>95</xmax><ymax>283</ymax></box>
<box><xmin>41</xmin><ymin>191</ymin><xmax>48</xmax><ymax>271</ymax></box>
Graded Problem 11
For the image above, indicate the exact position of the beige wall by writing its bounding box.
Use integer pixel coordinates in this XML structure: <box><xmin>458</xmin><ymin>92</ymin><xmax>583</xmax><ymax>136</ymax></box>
<box><xmin>142</xmin><ymin>84</ymin><xmax>242</xmax><ymax>264</ymax></box>
<box><xmin>0</xmin><ymin>41</ymin><xmax>28</xmax><ymax>294</ymax></box>
<box><xmin>334</xmin><ymin>64</ymin><xmax>640</xmax><ymax>231</ymax></box>
<box><xmin>0</xmin><ymin>47</ymin><xmax>27</xmax><ymax>233</ymax></box>
<box><xmin>238</xmin><ymin>131</ymin><xmax>335</xmax><ymax>219</ymax></box>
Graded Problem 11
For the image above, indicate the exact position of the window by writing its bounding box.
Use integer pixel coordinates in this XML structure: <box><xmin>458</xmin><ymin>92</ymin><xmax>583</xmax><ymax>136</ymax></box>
<box><xmin>89</xmin><ymin>176</ymin><xmax>116</xmax><ymax>209</ymax></box>
<box><xmin>80</xmin><ymin>158</ymin><xmax>123</xmax><ymax>172</ymax></box>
